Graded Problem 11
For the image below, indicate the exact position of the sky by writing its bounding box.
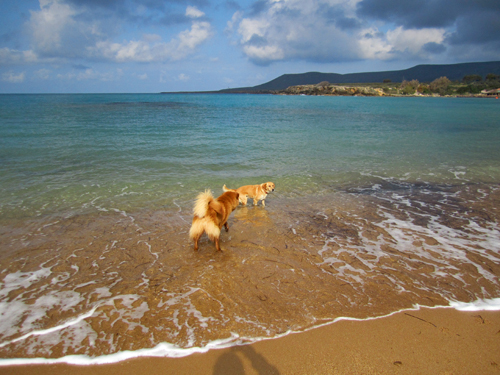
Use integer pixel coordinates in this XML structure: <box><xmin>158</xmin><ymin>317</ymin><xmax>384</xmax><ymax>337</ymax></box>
<box><xmin>1</xmin><ymin>0</ymin><xmax>500</xmax><ymax>93</ymax></box>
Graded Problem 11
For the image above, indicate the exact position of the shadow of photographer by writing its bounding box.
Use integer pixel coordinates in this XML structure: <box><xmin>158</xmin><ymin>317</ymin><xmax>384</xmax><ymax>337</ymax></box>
<box><xmin>213</xmin><ymin>345</ymin><xmax>280</xmax><ymax>375</ymax></box>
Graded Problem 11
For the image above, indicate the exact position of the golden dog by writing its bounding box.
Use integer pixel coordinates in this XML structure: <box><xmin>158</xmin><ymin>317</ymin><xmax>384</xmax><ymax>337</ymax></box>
<box><xmin>222</xmin><ymin>182</ymin><xmax>275</xmax><ymax>207</ymax></box>
<box><xmin>189</xmin><ymin>190</ymin><xmax>239</xmax><ymax>251</ymax></box>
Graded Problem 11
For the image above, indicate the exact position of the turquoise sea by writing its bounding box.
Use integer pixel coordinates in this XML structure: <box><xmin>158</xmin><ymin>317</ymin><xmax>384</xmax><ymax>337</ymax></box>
<box><xmin>0</xmin><ymin>93</ymin><xmax>499</xmax><ymax>363</ymax></box>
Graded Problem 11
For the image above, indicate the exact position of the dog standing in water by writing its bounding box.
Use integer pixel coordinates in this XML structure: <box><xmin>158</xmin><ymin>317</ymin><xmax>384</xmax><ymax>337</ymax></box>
<box><xmin>189</xmin><ymin>190</ymin><xmax>240</xmax><ymax>251</ymax></box>
<box><xmin>223</xmin><ymin>182</ymin><xmax>275</xmax><ymax>207</ymax></box>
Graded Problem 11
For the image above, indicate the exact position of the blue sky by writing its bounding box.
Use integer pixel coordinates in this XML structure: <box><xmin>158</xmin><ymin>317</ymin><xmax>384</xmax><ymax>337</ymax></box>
<box><xmin>1</xmin><ymin>0</ymin><xmax>500</xmax><ymax>93</ymax></box>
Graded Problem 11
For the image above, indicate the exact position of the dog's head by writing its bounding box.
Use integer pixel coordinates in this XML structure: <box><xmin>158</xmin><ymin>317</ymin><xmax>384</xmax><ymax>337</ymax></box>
<box><xmin>214</xmin><ymin>191</ymin><xmax>240</xmax><ymax>215</ymax></box>
<box><xmin>264</xmin><ymin>182</ymin><xmax>275</xmax><ymax>193</ymax></box>
<box><xmin>226</xmin><ymin>191</ymin><xmax>240</xmax><ymax>210</ymax></box>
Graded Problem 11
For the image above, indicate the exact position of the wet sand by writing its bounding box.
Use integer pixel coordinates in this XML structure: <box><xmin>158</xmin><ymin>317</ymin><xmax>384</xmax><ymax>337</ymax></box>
<box><xmin>2</xmin><ymin>307</ymin><xmax>499</xmax><ymax>375</ymax></box>
<box><xmin>0</xmin><ymin>185</ymin><xmax>499</xmax><ymax>359</ymax></box>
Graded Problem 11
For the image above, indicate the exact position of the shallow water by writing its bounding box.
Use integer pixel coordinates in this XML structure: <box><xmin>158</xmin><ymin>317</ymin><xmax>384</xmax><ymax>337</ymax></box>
<box><xmin>0</xmin><ymin>94</ymin><xmax>499</xmax><ymax>361</ymax></box>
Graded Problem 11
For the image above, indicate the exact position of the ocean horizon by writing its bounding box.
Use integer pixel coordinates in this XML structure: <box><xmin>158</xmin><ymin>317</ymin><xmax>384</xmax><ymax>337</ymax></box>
<box><xmin>1</xmin><ymin>93</ymin><xmax>499</xmax><ymax>363</ymax></box>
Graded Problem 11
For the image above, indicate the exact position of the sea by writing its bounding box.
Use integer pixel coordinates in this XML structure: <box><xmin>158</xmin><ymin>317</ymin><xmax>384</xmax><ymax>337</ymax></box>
<box><xmin>0</xmin><ymin>93</ymin><xmax>500</xmax><ymax>365</ymax></box>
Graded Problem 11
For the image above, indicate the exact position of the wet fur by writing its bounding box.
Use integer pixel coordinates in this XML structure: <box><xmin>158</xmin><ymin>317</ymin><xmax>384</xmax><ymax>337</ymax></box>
<box><xmin>189</xmin><ymin>190</ymin><xmax>240</xmax><ymax>251</ymax></box>
<box><xmin>222</xmin><ymin>182</ymin><xmax>275</xmax><ymax>207</ymax></box>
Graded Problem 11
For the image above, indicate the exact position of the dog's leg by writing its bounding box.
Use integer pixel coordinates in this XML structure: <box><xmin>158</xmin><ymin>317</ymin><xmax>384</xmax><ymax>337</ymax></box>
<box><xmin>215</xmin><ymin>236</ymin><xmax>222</xmax><ymax>251</ymax></box>
<box><xmin>261</xmin><ymin>199</ymin><xmax>266</xmax><ymax>207</ymax></box>
<box><xmin>224</xmin><ymin>222</ymin><xmax>229</xmax><ymax>232</ymax></box>
<box><xmin>253</xmin><ymin>198</ymin><xmax>259</xmax><ymax>206</ymax></box>
<box><xmin>193</xmin><ymin>235</ymin><xmax>201</xmax><ymax>251</ymax></box>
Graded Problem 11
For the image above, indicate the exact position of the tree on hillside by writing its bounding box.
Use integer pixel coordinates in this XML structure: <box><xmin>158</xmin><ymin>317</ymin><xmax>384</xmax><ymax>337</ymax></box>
<box><xmin>486</xmin><ymin>73</ymin><xmax>499</xmax><ymax>83</ymax></box>
<box><xmin>430</xmin><ymin>77</ymin><xmax>451</xmax><ymax>95</ymax></box>
<box><xmin>462</xmin><ymin>74</ymin><xmax>482</xmax><ymax>83</ymax></box>
<box><xmin>400</xmin><ymin>79</ymin><xmax>419</xmax><ymax>95</ymax></box>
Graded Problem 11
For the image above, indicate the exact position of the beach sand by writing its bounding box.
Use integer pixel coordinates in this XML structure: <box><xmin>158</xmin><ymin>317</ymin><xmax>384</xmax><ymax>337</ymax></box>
<box><xmin>2</xmin><ymin>307</ymin><xmax>499</xmax><ymax>375</ymax></box>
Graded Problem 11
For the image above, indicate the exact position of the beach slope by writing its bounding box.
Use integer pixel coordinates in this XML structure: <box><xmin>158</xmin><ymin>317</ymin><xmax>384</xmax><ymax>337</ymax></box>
<box><xmin>2</xmin><ymin>307</ymin><xmax>499</xmax><ymax>375</ymax></box>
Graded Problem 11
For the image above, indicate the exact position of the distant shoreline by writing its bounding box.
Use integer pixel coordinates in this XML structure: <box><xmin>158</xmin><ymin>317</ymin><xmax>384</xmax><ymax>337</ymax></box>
<box><xmin>160</xmin><ymin>87</ymin><xmax>499</xmax><ymax>98</ymax></box>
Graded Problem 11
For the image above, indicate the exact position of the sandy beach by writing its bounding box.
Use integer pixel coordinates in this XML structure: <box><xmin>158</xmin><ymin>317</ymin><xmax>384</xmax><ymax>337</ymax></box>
<box><xmin>2</xmin><ymin>307</ymin><xmax>499</xmax><ymax>375</ymax></box>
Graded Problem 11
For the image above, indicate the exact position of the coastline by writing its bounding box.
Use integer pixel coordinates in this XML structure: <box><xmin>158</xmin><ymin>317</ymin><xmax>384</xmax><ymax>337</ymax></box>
<box><xmin>273</xmin><ymin>83</ymin><xmax>500</xmax><ymax>97</ymax></box>
<box><xmin>2</xmin><ymin>306</ymin><xmax>499</xmax><ymax>374</ymax></box>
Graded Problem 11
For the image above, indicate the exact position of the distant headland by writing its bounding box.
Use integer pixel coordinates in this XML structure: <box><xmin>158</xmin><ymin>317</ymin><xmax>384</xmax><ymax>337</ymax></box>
<box><xmin>162</xmin><ymin>61</ymin><xmax>500</xmax><ymax>97</ymax></box>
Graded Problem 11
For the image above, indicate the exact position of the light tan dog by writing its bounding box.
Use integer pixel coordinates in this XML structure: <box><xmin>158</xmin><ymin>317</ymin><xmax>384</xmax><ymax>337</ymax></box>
<box><xmin>189</xmin><ymin>190</ymin><xmax>240</xmax><ymax>252</ymax></box>
<box><xmin>222</xmin><ymin>182</ymin><xmax>275</xmax><ymax>207</ymax></box>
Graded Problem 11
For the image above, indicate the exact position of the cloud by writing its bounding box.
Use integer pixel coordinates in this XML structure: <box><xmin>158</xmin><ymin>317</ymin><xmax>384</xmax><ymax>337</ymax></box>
<box><xmin>88</xmin><ymin>20</ymin><xmax>212</xmax><ymax>62</ymax></box>
<box><xmin>230</xmin><ymin>0</ymin><xmax>500</xmax><ymax>65</ymax></box>
<box><xmin>2</xmin><ymin>71</ymin><xmax>26</xmax><ymax>83</ymax></box>
<box><xmin>186</xmin><ymin>6</ymin><xmax>205</xmax><ymax>19</ymax></box>
<box><xmin>232</xmin><ymin>0</ymin><xmax>363</xmax><ymax>65</ymax></box>
<box><xmin>357</xmin><ymin>0</ymin><xmax>500</xmax><ymax>49</ymax></box>
<box><xmin>0</xmin><ymin>48</ymin><xmax>40</xmax><ymax>65</ymax></box>
<box><xmin>385</xmin><ymin>26</ymin><xmax>445</xmax><ymax>57</ymax></box>
<box><xmin>3</xmin><ymin>1</ymin><xmax>213</xmax><ymax>65</ymax></box>
<box><xmin>28</xmin><ymin>0</ymin><xmax>104</xmax><ymax>59</ymax></box>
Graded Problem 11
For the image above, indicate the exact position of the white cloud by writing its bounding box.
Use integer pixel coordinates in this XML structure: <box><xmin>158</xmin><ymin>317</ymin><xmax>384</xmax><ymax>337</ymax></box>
<box><xmin>238</xmin><ymin>18</ymin><xmax>270</xmax><ymax>44</ymax></box>
<box><xmin>28</xmin><ymin>0</ymin><xmax>103</xmax><ymax>59</ymax></box>
<box><xmin>2</xmin><ymin>72</ymin><xmax>26</xmax><ymax>83</ymax></box>
<box><xmin>176</xmin><ymin>21</ymin><xmax>212</xmax><ymax>52</ymax></box>
<box><xmin>232</xmin><ymin>0</ymin><xmax>364</xmax><ymax>64</ymax></box>
<box><xmin>87</xmin><ymin>19</ymin><xmax>212</xmax><ymax>63</ymax></box>
<box><xmin>226</xmin><ymin>11</ymin><xmax>242</xmax><ymax>33</ymax></box>
<box><xmin>8</xmin><ymin>2</ymin><xmax>212</xmax><ymax>65</ymax></box>
<box><xmin>0</xmin><ymin>48</ymin><xmax>41</xmax><ymax>65</ymax></box>
<box><xmin>178</xmin><ymin>73</ymin><xmax>190</xmax><ymax>81</ymax></box>
<box><xmin>231</xmin><ymin>0</ymin><xmax>448</xmax><ymax>65</ymax></box>
<box><xmin>357</xmin><ymin>26</ymin><xmax>446</xmax><ymax>60</ymax></box>
<box><xmin>29</xmin><ymin>0</ymin><xmax>76</xmax><ymax>53</ymax></box>
<box><xmin>243</xmin><ymin>45</ymin><xmax>284</xmax><ymax>61</ymax></box>
<box><xmin>357</xmin><ymin>28</ymin><xmax>393</xmax><ymax>60</ymax></box>
<box><xmin>186</xmin><ymin>6</ymin><xmax>205</xmax><ymax>19</ymax></box>
<box><xmin>386</xmin><ymin>27</ymin><xmax>446</xmax><ymax>55</ymax></box>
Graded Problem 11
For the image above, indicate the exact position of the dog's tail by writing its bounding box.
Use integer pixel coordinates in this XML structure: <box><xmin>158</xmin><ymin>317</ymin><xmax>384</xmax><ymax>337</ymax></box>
<box><xmin>189</xmin><ymin>216</ymin><xmax>220</xmax><ymax>241</ymax></box>
<box><xmin>193</xmin><ymin>190</ymin><xmax>214</xmax><ymax>218</ymax></box>
<box><xmin>222</xmin><ymin>184</ymin><xmax>236</xmax><ymax>193</ymax></box>
<box><xmin>190</xmin><ymin>190</ymin><xmax>220</xmax><ymax>241</ymax></box>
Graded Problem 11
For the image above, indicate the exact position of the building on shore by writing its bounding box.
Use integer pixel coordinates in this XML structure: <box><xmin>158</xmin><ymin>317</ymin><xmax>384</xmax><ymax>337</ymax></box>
<box><xmin>481</xmin><ymin>88</ymin><xmax>500</xmax><ymax>96</ymax></box>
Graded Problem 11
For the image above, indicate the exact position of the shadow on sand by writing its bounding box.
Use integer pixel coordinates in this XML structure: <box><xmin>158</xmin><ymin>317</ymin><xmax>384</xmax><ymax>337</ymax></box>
<box><xmin>213</xmin><ymin>345</ymin><xmax>280</xmax><ymax>375</ymax></box>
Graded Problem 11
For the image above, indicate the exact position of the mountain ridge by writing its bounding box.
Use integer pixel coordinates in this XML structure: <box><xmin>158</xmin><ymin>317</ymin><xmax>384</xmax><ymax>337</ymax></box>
<box><xmin>218</xmin><ymin>61</ymin><xmax>500</xmax><ymax>93</ymax></box>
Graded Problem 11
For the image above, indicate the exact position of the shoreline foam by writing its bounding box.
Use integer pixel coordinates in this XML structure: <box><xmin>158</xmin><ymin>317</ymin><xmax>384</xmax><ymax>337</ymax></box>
<box><xmin>1</xmin><ymin>305</ymin><xmax>500</xmax><ymax>375</ymax></box>
<box><xmin>1</xmin><ymin>298</ymin><xmax>499</xmax><ymax>366</ymax></box>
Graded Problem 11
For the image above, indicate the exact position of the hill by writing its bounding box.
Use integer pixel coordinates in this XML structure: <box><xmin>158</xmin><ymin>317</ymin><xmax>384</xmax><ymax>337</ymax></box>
<box><xmin>219</xmin><ymin>61</ymin><xmax>500</xmax><ymax>93</ymax></box>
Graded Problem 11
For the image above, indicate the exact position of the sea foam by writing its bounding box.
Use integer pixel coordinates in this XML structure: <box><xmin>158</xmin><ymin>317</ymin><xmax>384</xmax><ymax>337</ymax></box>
<box><xmin>0</xmin><ymin>298</ymin><xmax>498</xmax><ymax>366</ymax></box>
